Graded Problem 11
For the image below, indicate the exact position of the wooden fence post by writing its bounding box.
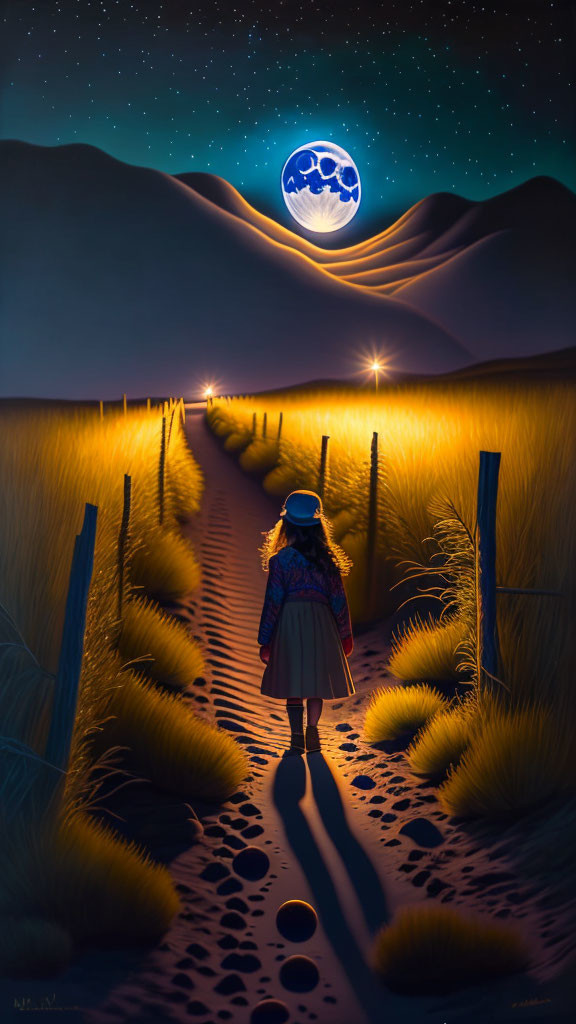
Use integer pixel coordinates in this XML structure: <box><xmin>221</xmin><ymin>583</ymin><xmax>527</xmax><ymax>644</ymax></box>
<box><xmin>252</xmin><ymin>412</ymin><xmax>257</xmax><ymax>436</ymax></box>
<box><xmin>99</xmin><ymin>400</ymin><xmax>104</xmax><ymax>421</ymax></box>
<box><xmin>277</xmin><ymin>411</ymin><xmax>283</xmax><ymax>440</ymax></box>
<box><xmin>146</xmin><ymin>398</ymin><xmax>151</xmax><ymax>412</ymax></box>
<box><xmin>167</xmin><ymin>406</ymin><xmax>176</xmax><ymax>448</ymax></box>
<box><xmin>476</xmin><ymin>450</ymin><xmax>501</xmax><ymax>691</ymax></box>
<box><xmin>123</xmin><ymin>393</ymin><xmax>127</xmax><ymax>416</ymax></box>
<box><xmin>158</xmin><ymin>415</ymin><xmax>166</xmax><ymax>525</ymax></box>
<box><xmin>263</xmin><ymin>412</ymin><xmax>267</xmax><ymax>439</ymax></box>
<box><xmin>118</xmin><ymin>474</ymin><xmax>132</xmax><ymax>620</ymax></box>
<box><xmin>44</xmin><ymin>503</ymin><xmax>98</xmax><ymax>772</ymax></box>
<box><xmin>366</xmin><ymin>431</ymin><xmax>379</xmax><ymax>609</ymax></box>
<box><xmin>318</xmin><ymin>434</ymin><xmax>330</xmax><ymax>499</ymax></box>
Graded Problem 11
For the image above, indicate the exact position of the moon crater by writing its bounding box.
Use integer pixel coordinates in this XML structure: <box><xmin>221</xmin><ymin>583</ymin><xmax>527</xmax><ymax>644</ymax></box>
<box><xmin>281</xmin><ymin>141</ymin><xmax>361</xmax><ymax>232</ymax></box>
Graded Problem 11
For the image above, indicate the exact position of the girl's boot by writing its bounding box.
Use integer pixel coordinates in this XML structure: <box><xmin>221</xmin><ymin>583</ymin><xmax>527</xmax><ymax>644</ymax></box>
<box><xmin>287</xmin><ymin>704</ymin><xmax>305</xmax><ymax>753</ymax></box>
<box><xmin>305</xmin><ymin>724</ymin><xmax>321</xmax><ymax>752</ymax></box>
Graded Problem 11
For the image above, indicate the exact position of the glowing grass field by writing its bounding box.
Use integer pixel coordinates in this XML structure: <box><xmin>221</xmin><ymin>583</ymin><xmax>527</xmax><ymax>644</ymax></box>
<box><xmin>0</xmin><ymin>400</ymin><xmax>247</xmax><ymax>972</ymax></box>
<box><xmin>208</xmin><ymin>373</ymin><xmax>576</xmax><ymax>818</ymax></box>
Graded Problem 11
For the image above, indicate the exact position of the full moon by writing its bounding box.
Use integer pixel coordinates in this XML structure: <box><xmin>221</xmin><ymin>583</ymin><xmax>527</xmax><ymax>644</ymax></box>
<box><xmin>281</xmin><ymin>141</ymin><xmax>361</xmax><ymax>233</ymax></box>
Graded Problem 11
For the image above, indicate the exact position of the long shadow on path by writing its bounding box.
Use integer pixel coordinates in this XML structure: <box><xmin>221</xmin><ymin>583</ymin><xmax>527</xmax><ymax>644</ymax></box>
<box><xmin>273</xmin><ymin>752</ymin><xmax>390</xmax><ymax>1024</ymax></box>
<box><xmin>307</xmin><ymin>752</ymin><xmax>390</xmax><ymax>937</ymax></box>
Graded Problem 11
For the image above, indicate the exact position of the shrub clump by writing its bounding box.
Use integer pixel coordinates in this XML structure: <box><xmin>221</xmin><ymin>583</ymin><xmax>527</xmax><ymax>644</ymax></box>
<box><xmin>119</xmin><ymin>598</ymin><xmax>204</xmax><ymax>689</ymax></box>
<box><xmin>0</xmin><ymin>814</ymin><xmax>180</xmax><ymax>947</ymax></box>
<box><xmin>106</xmin><ymin>671</ymin><xmax>248</xmax><ymax>802</ymax></box>
<box><xmin>263</xmin><ymin>464</ymin><xmax>303</xmax><ymax>498</ymax></box>
<box><xmin>438</xmin><ymin>706</ymin><xmax>571</xmax><ymax>818</ymax></box>
<box><xmin>224</xmin><ymin>430</ymin><xmax>253</xmax><ymax>453</ymax></box>
<box><xmin>206</xmin><ymin>409</ymin><xmax>236</xmax><ymax>437</ymax></box>
<box><xmin>239</xmin><ymin>439</ymin><xmax>280</xmax><ymax>475</ymax></box>
<box><xmin>389</xmin><ymin>614</ymin><xmax>468</xmax><ymax>682</ymax></box>
<box><xmin>371</xmin><ymin>904</ymin><xmax>530</xmax><ymax>993</ymax></box>
<box><xmin>363</xmin><ymin>684</ymin><xmax>449</xmax><ymax>743</ymax></box>
<box><xmin>131</xmin><ymin>529</ymin><xmax>201</xmax><ymax>600</ymax></box>
<box><xmin>407</xmin><ymin>706</ymin><xmax>472</xmax><ymax>778</ymax></box>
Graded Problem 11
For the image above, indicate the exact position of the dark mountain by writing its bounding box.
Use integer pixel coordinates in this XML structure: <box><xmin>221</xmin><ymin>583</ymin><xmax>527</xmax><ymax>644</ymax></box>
<box><xmin>0</xmin><ymin>141</ymin><xmax>468</xmax><ymax>399</ymax></box>
<box><xmin>1</xmin><ymin>141</ymin><xmax>573</xmax><ymax>399</ymax></box>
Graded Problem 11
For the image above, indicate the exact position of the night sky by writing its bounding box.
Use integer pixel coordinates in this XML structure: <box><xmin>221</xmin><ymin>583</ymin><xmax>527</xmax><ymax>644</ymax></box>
<box><xmin>1</xmin><ymin>0</ymin><xmax>575</xmax><ymax>228</ymax></box>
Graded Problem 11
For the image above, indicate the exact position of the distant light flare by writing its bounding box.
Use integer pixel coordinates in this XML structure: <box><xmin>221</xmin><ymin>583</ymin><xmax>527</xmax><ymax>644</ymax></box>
<box><xmin>352</xmin><ymin>349</ymin><xmax>391</xmax><ymax>390</ymax></box>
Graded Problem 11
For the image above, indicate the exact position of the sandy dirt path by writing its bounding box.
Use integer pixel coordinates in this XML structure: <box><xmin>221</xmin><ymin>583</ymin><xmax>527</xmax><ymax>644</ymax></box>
<box><xmin>81</xmin><ymin>402</ymin><xmax>436</xmax><ymax>1024</ymax></box>
<box><xmin>2</xmin><ymin>404</ymin><xmax>571</xmax><ymax>1024</ymax></box>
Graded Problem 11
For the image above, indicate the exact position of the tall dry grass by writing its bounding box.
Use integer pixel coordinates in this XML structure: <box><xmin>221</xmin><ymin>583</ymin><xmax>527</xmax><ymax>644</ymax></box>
<box><xmin>388</xmin><ymin>613</ymin><xmax>468</xmax><ymax>682</ymax></box>
<box><xmin>209</xmin><ymin>375</ymin><xmax>575</xmax><ymax>812</ymax></box>
<box><xmin>0</xmin><ymin>399</ymin><xmax>246</xmax><ymax>972</ymax></box>
<box><xmin>371</xmin><ymin>903</ymin><xmax>530</xmax><ymax>993</ymax></box>
<box><xmin>0</xmin><ymin>401</ymin><xmax>205</xmax><ymax>805</ymax></box>
<box><xmin>363</xmin><ymin>684</ymin><xmax>449</xmax><ymax>743</ymax></box>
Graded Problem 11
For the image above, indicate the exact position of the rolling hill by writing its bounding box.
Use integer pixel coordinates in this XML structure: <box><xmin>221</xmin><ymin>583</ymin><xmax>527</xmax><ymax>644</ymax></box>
<box><xmin>177</xmin><ymin>170</ymin><xmax>576</xmax><ymax>363</ymax></box>
<box><xmin>0</xmin><ymin>140</ymin><xmax>573</xmax><ymax>398</ymax></box>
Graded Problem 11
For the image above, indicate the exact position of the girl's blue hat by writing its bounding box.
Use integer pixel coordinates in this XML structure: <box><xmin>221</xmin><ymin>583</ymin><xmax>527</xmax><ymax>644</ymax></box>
<box><xmin>280</xmin><ymin>490</ymin><xmax>323</xmax><ymax>527</ymax></box>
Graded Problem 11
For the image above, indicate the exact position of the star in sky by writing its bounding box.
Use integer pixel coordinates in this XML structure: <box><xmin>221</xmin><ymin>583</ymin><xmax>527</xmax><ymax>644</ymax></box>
<box><xmin>1</xmin><ymin>0</ymin><xmax>574</xmax><ymax>229</ymax></box>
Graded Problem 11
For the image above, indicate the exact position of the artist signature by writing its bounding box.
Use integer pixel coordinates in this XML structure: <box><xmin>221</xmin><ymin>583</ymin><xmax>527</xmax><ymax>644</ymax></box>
<box><xmin>13</xmin><ymin>993</ymin><xmax>82</xmax><ymax>1012</ymax></box>
<box><xmin>511</xmin><ymin>997</ymin><xmax>553</xmax><ymax>1009</ymax></box>
<box><xmin>438</xmin><ymin>996</ymin><xmax>553</xmax><ymax>1022</ymax></box>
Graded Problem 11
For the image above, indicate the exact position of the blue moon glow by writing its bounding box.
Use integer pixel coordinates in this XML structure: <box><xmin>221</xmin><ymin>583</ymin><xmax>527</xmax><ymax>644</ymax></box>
<box><xmin>281</xmin><ymin>141</ymin><xmax>361</xmax><ymax>233</ymax></box>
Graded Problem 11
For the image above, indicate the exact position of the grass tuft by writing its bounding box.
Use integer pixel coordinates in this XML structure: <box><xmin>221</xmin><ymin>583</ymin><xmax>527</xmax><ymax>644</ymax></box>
<box><xmin>407</xmin><ymin>706</ymin><xmax>472</xmax><ymax>778</ymax></box>
<box><xmin>371</xmin><ymin>904</ymin><xmax>530</xmax><ymax>993</ymax></box>
<box><xmin>363</xmin><ymin>684</ymin><xmax>449</xmax><ymax>743</ymax></box>
<box><xmin>131</xmin><ymin>530</ymin><xmax>201</xmax><ymax>600</ymax></box>
<box><xmin>206</xmin><ymin>410</ymin><xmax>235</xmax><ymax>437</ymax></box>
<box><xmin>438</xmin><ymin>706</ymin><xmax>573</xmax><ymax>818</ymax></box>
<box><xmin>223</xmin><ymin>430</ymin><xmax>253</xmax><ymax>452</ymax></box>
<box><xmin>119</xmin><ymin>598</ymin><xmax>204</xmax><ymax>689</ymax></box>
<box><xmin>239</xmin><ymin>439</ymin><xmax>280</xmax><ymax>475</ymax></box>
<box><xmin>0</xmin><ymin>814</ymin><xmax>179</xmax><ymax>945</ymax></box>
<box><xmin>389</xmin><ymin>614</ymin><xmax>468</xmax><ymax>682</ymax></box>
<box><xmin>262</xmin><ymin>464</ymin><xmax>303</xmax><ymax>498</ymax></box>
<box><xmin>105</xmin><ymin>671</ymin><xmax>248</xmax><ymax>802</ymax></box>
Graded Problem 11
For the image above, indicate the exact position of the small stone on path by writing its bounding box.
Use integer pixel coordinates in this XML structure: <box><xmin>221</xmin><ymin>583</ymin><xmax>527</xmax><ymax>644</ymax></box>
<box><xmin>279</xmin><ymin>955</ymin><xmax>319</xmax><ymax>993</ymax></box>
<box><xmin>276</xmin><ymin>900</ymin><xmax>318</xmax><ymax>942</ymax></box>
<box><xmin>250</xmin><ymin>999</ymin><xmax>290</xmax><ymax>1024</ymax></box>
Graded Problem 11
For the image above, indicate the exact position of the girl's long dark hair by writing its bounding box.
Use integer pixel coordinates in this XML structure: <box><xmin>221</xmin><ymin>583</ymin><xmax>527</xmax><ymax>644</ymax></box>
<box><xmin>259</xmin><ymin>508</ymin><xmax>353</xmax><ymax>578</ymax></box>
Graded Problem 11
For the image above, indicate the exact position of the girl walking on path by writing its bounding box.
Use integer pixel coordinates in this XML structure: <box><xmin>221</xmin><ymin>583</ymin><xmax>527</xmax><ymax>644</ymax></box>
<box><xmin>257</xmin><ymin>490</ymin><xmax>356</xmax><ymax>753</ymax></box>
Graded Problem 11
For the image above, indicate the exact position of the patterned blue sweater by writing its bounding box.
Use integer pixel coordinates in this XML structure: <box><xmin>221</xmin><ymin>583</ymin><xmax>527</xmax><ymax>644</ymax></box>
<box><xmin>257</xmin><ymin>545</ymin><xmax>353</xmax><ymax>646</ymax></box>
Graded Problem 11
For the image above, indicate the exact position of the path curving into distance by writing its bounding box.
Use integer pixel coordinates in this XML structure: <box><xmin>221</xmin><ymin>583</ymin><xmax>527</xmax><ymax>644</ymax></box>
<box><xmin>71</xmin><ymin>403</ymin><xmax>562</xmax><ymax>1024</ymax></box>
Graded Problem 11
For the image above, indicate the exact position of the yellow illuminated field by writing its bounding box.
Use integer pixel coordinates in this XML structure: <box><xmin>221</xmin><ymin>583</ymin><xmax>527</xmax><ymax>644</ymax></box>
<box><xmin>0</xmin><ymin>400</ymin><xmax>247</xmax><ymax>956</ymax></box>
<box><xmin>208</xmin><ymin>375</ymin><xmax>575</xmax><ymax>757</ymax></box>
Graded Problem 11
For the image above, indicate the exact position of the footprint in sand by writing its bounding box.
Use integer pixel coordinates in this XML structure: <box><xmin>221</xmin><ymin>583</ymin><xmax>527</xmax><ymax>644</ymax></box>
<box><xmin>214</xmin><ymin>973</ymin><xmax>247</xmax><ymax>994</ymax></box>
<box><xmin>232</xmin><ymin>846</ymin><xmax>270</xmax><ymax>880</ymax></box>
<box><xmin>352</xmin><ymin>774</ymin><xmax>376</xmax><ymax>790</ymax></box>
<box><xmin>220</xmin><ymin>911</ymin><xmax>247</xmax><ymax>930</ymax></box>
<box><xmin>218</xmin><ymin>877</ymin><xmax>243</xmax><ymax>895</ymax></box>
<box><xmin>221</xmin><ymin>953</ymin><xmax>261</xmax><ymax>972</ymax></box>
<box><xmin>399</xmin><ymin>817</ymin><xmax>444</xmax><ymax>847</ymax></box>
<box><xmin>243</xmin><ymin>824</ymin><xmax>264</xmax><ymax>838</ymax></box>
<box><xmin>200</xmin><ymin>862</ymin><xmax>230</xmax><ymax>882</ymax></box>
